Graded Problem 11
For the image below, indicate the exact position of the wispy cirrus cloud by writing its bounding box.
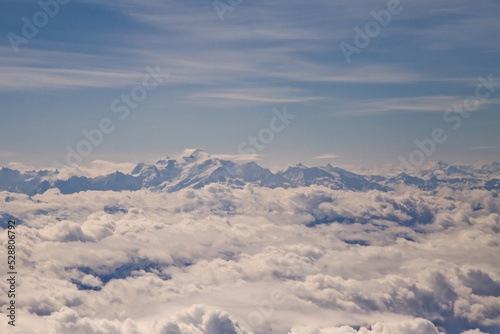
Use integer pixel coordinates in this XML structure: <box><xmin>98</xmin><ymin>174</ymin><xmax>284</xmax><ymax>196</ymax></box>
<box><xmin>0</xmin><ymin>66</ymin><xmax>144</xmax><ymax>91</ymax></box>
<box><xmin>186</xmin><ymin>87</ymin><xmax>322</xmax><ymax>107</ymax></box>
<box><xmin>337</xmin><ymin>96</ymin><xmax>500</xmax><ymax>115</ymax></box>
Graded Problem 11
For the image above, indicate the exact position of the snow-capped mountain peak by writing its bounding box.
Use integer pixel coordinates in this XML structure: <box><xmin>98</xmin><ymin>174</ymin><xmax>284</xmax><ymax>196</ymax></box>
<box><xmin>1</xmin><ymin>151</ymin><xmax>500</xmax><ymax>195</ymax></box>
<box><xmin>180</xmin><ymin>149</ymin><xmax>212</xmax><ymax>164</ymax></box>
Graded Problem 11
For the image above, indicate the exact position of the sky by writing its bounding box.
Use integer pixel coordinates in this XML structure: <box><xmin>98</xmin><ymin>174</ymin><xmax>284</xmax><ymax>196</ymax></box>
<box><xmin>1</xmin><ymin>0</ymin><xmax>499</xmax><ymax>170</ymax></box>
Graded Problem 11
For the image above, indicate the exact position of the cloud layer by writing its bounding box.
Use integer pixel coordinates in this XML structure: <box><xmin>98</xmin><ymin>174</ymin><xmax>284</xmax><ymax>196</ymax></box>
<box><xmin>1</xmin><ymin>180</ymin><xmax>500</xmax><ymax>333</ymax></box>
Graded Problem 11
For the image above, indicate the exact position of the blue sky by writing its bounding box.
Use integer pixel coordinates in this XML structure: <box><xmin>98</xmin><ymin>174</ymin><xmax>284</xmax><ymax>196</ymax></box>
<box><xmin>1</xmin><ymin>0</ymin><xmax>499</xmax><ymax>170</ymax></box>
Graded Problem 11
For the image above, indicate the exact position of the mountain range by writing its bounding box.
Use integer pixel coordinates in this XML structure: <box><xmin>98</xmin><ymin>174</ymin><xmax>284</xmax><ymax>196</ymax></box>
<box><xmin>1</xmin><ymin>149</ymin><xmax>500</xmax><ymax>196</ymax></box>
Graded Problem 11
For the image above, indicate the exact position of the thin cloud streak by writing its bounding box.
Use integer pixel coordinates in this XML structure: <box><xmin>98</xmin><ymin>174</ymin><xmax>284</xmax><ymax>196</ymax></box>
<box><xmin>212</xmin><ymin>154</ymin><xmax>264</xmax><ymax>161</ymax></box>
<box><xmin>335</xmin><ymin>96</ymin><xmax>500</xmax><ymax>115</ymax></box>
<box><xmin>312</xmin><ymin>154</ymin><xmax>341</xmax><ymax>159</ymax></box>
<box><xmin>186</xmin><ymin>88</ymin><xmax>322</xmax><ymax>107</ymax></box>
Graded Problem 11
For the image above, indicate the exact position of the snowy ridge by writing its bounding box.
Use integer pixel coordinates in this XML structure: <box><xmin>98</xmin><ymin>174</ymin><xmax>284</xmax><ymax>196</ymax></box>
<box><xmin>1</xmin><ymin>150</ymin><xmax>500</xmax><ymax>195</ymax></box>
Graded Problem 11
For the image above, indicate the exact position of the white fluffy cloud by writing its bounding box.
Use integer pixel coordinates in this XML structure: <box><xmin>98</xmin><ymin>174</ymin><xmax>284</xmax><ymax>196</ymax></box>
<box><xmin>1</xmin><ymin>184</ymin><xmax>499</xmax><ymax>333</ymax></box>
<box><xmin>289</xmin><ymin>318</ymin><xmax>441</xmax><ymax>334</ymax></box>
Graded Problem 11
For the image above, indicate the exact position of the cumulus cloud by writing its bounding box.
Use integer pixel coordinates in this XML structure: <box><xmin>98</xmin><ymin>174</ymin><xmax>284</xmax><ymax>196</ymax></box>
<box><xmin>289</xmin><ymin>318</ymin><xmax>441</xmax><ymax>334</ymax></box>
<box><xmin>1</xmin><ymin>182</ymin><xmax>500</xmax><ymax>333</ymax></box>
<box><xmin>157</xmin><ymin>305</ymin><xmax>249</xmax><ymax>334</ymax></box>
